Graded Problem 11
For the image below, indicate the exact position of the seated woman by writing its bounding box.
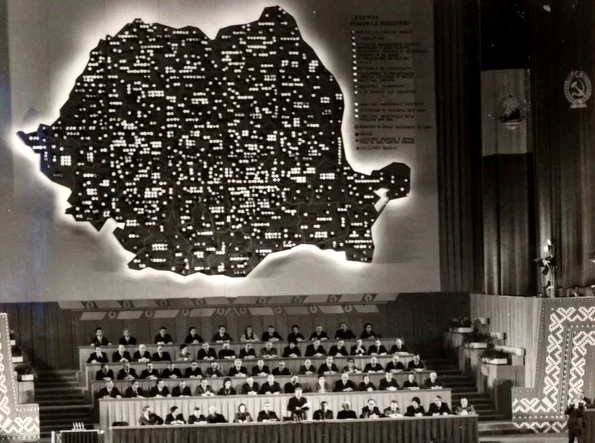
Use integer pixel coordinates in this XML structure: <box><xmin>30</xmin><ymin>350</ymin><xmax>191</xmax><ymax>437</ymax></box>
<box><xmin>233</xmin><ymin>403</ymin><xmax>254</xmax><ymax>423</ymax></box>
<box><xmin>240</xmin><ymin>325</ymin><xmax>259</xmax><ymax>342</ymax></box>
<box><xmin>287</xmin><ymin>325</ymin><xmax>305</xmax><ymax>343</ymax></box>
<box><xmin>177</xmin><ymin>344</ymin><xmax>192</xmax><ymax>361</ymax></box>
<box><xmin>184</xmin><ymin>326</ymin><xmax>203</xmax><ymax>344</ymax></box>
<box><xmin>283</xmin><ymin>341</ymin><xmax>302</xmax><ymax>358</ymax></box>
<box><xmin>358</xmin><ymin>374</ymin><xmax>377</xmax><ymax>392</ymax></box>
<box><xmin>217</xmin><ymin>378</ymin><xmax>237</xmax><ymax>396</ymax></box>
<box><xmin>360</xmin><ymin>323</ymin><xmax>380</xmax><ymax>340</ymax></box>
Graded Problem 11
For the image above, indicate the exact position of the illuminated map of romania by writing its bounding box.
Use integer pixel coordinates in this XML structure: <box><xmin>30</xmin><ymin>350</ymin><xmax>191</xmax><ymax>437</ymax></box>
<box><xmin>18</xmin><ymin>6</ymin><xmax>410</xmax><ymax>277</ymax></box>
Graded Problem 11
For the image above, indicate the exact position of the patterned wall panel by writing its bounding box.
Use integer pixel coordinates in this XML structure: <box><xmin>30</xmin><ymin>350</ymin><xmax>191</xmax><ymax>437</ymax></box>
<box><xmin>512</xmin><ymin>299</ymin><xmax>595</xmax><ymax>432</ymax></box>
<box><xmin>0</xmin><ymin>313</ymin><xmax>40</xmax><ymax>440</ymax></box>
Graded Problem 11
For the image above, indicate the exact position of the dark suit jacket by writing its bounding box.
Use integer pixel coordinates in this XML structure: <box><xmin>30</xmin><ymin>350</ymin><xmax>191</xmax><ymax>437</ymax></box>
<box><xmin>309</xmin><ymin>331</ymin><xmax>328</xmax><ymax>341</ymax></box>
<box><xmin>305</xmin><ymin>345</ymin><xmax>326</xmax><ymax>357</ymax></box>
<box><xmin>566</xmin><ymin>405</ymin><xmax>586</xmax><ymax>432</ymax></box>
<box><xmin>424</xmin><ymin>379</ymin><xmax>444</xmax><ymax>388</ymax></box>
<box><xmin>112</xmin><ymin>351</ymin><xmax>132</xmax><ymax>363</ymax></box>
<box><xmin>212</xmin><ymin>332</ymin><xmax>233</xmax><ymax>342</ymax></box>
<box><xmin>165</xmin><ymin>413</ymin><xmax>186</xmax><ymax>424</ymax></box>
<box><xmin>403</xmin><ymin>380</ymin><xmax>419</xmax><ymax>389</ymax></box>
<box><xmin>206</xmin><ymin>368</ymin><xmax>223</xmax><ymax>377</ymax></box>
<box><xmin>154</xmin><ymin>333</ymin><xmax>174</xmax><ymax>344</ymax></box>
<box><xmin>88</xmin><ymin>352</ymin><xmax>109</xmax><ymax>364</ymax></box>
<box><xmin>218</xmin><ymin>349</ymin><xmax>237</xmax><ymax>359</ymax></box>
<box><xmin>206</xmin><ymin>413</ymin><xmax>227</xmax><ymax>423</ymax></box>
<box><xmin>363</xmin><ymin>363</ymin><xmax>384</xmax><ymax>373</ymax></box>
<box><xmin>259</xmin><ymin>382</ymin><xmax>281</xmax><ymax>395</ymax></box>
<box><xmin>384</xmin><ymin>407</ymin><xmax>401</xmax><ymax>416</ymax></box>
<box><xmin>287</xmin><ymin>396</ymin><xmax>309</xmax><ymax>420</ymax></box>
<box><xmin>360</xmin><ymin>406</ymin><xmax>382</xmax><ymax>418</ymax></box>
<box><xmin>195</xmin><ymin>385</ymin><xmax>214</xmax><ymax>396</ymax></box>
<box><xmin>427</xmin><ymin>403</ymin><xmax>451</xmax><ymax>415</ymax></box>
<box><xmin>133</xmin><ymin>351</ymin><xmax>152</xmax><ymax>362</ymax></box>
<box><xmin>188</xmin><ymin>414</ymin><xmax>206</xmax><ymax>424</ymax></box>
<box><xmin>385</xmin><ymin>361</ymin><xmax>406</xmax><ymax>372</ymax></box>
<box><xmin>117</xmin><ymin>368</ymin><xmax>138</xmax><ymax>380</ymax></box>
<box><xmin>185</xmin><ymin>367</ymin><xmax>203</xmax><ymax>378</ymax></box>
<box><xmin>318</xmin><ymin>363</ymin><xmax>338</xmax><ymax>375</ymax></box>
<box><xmin>405</xmin><ymin>405</ymin><xmax>426</xmax><ymax>417</ymax></box>
<box><xmin>313</xmin><ymin>409</ymin><xmax>334</xmax><ymax>420</ymax></box>
<box><xmin>297</xmin><ymin>365</ymin><xmax>317</xmax><ymax>375</ymax></box>
<box><xmin>197</xmin><ymin>348</ymin><xmax>217</xmax><ymax>360</ymax></box>
<box><xmin>379</xmin><ymin>378</ymin><xmax>400</xmax><ymax>390</ymax></box>
<box><xmin>240</xmin><ymin>349</ymin><xmax>257</xmax><ymax>359</ymax></box>
<box><xmin>390</xmin><ymin>344</ymin><xmax>409</xmax><ymax>353</ymax></box>
<box><xmin>149</xmin><ymin>386</ymin><xmax>170</xmax><ymax>397</ymax></box>
<box><xmin>119</xmin><ymin>337</ymin><xmax>137</xmax><ymax>346</ymax></box>
<box><xmin>368</xmin><ymin>345</ymin><xmax>388</xmax><ymax>355</ymax></box>
<box><xmin>337</xmin><ymin>410</ymin><xmax>357</xmax><ymax>419</ymax></box>
<box><xmin>98</xmin><ymin>387</ymin><xmax>121</xmax><ymax>398</ymax></box>
<box><xmin>162</xmin><ymin>368</ymin><xmax>183</xmax><ymax>378</ymax></box>
<box><xmin>185</xmin><ymin>334</ymin><xmax>204</xmax><ymax>344</ymax></box>
<box><xmin>358</xmin><ymin>382</ymin><xmax>376</xmax><ymax>391</ymax></box>
<box><xmin>284</xmin><ymin>382</ymin><xmax>302</xmax><ymax>394</ymax></box>
<box><xmin>350</xmin><ymin>346</ymin><xmax>367</xmax><ymax>356</ymax></box>
<box><xmin>95</xmin><ymin>369</ymin><xmax>114</xmax><ymax>381</ymax></box>
<box><xmin>360</xmin><ymin>331</ymin><xmax>380</xmax><ymax>339</ymax></box>
<box><xmin>329</xmin><ymin>346</ymin><xmax>349</xmax><ymax>356</ymax></box>
<box><xmin>257</xmin><ymin>410</ymin><xmax>280</xmax><ymax>422</ymax></box>
<box><xmin>172</xmin><ymin>386</ymin><xmax>192</xmax><ymax>397</ymax></box>
<box><xmin>242</xmin><ymin>382</ymin><xmax>260</xmax><ymax>395</ymax></box>
<box><xmin>252</xmin><ymin>365</ymin><xmax>271</xmax><ymax>376</ymax></box>
<box><xmin>233</xmin><ymin>412</ymin><xmax>253</xmax><ymax>423</ymax></box>
<box><xmin>335</xmin><ymin>329</ymin><xmax>356</xmax><ymax>340</ymax></box>
<box><xmin>287</xmin><ymin>332</ymin><xmax>305</xmax><ymax>343</ymax></box>
<box><xmin>140</xmin><ymin>369</ymin><xmax>160</xmax><ymax>379</ymax></box>
<box><xmin>125</xmin><ymin>387</ymin><xmax>145</xmax><ymax>398</ymax></box>
<box><xmin>217</xmin><ymin>387</ymin><xmax>236</xmax><ymax>396</ymax></box>
<box><xmin>334</xmin><ymin>380</ymin><xmax>356</xmax><ymax>392</ymax></box>
<box><xmin>90</xmin><ymin>337</ymin><xmax>110</xmax><ymax>347</ymax></box>
<box><xmin>139</xmin><ymin>413</ymin><xmax>163</xmax><ymax>425</ymax></box>
<box><xmin>282</xmin><ymin>347</ymin><xmax>302</xmax><ymax>357</ymax></box>
<box><xmin>152</xmin><ymin>351</ymin><xmax>172</xmax><ymax>362</ymax></box>
<box><xmin>273</xmin><ymin>367</ymin><xmax>291</xmax><ymax>376</ymax></box>
<box><xmin>408</xmin><ymin>360</ymin><xmax>426</xmax><ymax>370</ymax></box>
<box><xmin>262</xmin><ymin>332</ymin><xmax>283</xmax><ymax>341</ymax></box>
<box><xmin>229</xmin><ymin>367</ymin><xmax>248</xmax><ymax>377</ymax></box>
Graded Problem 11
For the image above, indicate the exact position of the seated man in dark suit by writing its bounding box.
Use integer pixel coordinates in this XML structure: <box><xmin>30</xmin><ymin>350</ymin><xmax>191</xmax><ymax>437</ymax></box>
<box><xmin>407</xmin><ymin>354</ymin><xmax>426</xmax><ymax>371</ymax></box>
<box><xmin>172</xmin><ymin>379</ymin><xmax>192</xmax><ymax>397</ymax></box>
<box><xmin>337</xmin><ymin>401</ymin><xmax>357</xmax><ymax>419</ymax></box>
<box><xmin>282</xmin><ymin>342</ymin><xmax>302</xmax><ymax>358</ymax></box>
<box><xmin>390</xmin><ymin>338</ymin><xmax>409</xmax><ymax>354</ymax></box>
<box><xmin>342</xmin><ymin>358</ymin><xmax>362</xmax><ymax>374</ymax></box>
<box><xmin>218</xmin><ymin>342</ymin><xmax>237</xmax><ymax>360</ymax></box>
<box><xmin>272</xmin><ymin>361</ymin><xmax>291</xmax><ymax>376</ymax></box>
<box><xmin>229</xmin><ymin>359</ymin><xmax>249</xmax><ymax>377</ymax></box>
<box><xmin>313</xmin><ymin>401</ymin><xmax>334</xmax><ymax>420</ymax></box>
<box><xmin>112</xmin><ymin>344</ymin><xmax>131</xmax><ymax>363</ymax></box>
<box><xmin>309</xmin><ymin>325</ymin><xmax>329</xmax><ymax>341</ymax></box>
<box><xmin>205</xmin><ymin>405</ymin><xmax>227</xmax><ymax>423</ymax></box>
<box><xmin>358</xmin><ymin>374</ymin><xmax>376</xmax><ymax>392</ymax></box>
<box><xmin>252</xmin><ymin>359</ymin><xmax>271</xmax><ymax>376</ymax></box>
<box><xmin>318</xmin><ymin>356</ymin><xmax>338</xmax><ymax>375</ymax></box>
<box><xmin>152</xmin><ymin>345</ymin><xmax>172</xmax><ymax>362</ymax></box>
<box><xmin>260</xmin><ymin>341</ymin><xmax>278</xmax><ymax>359</ymax></box>
<box><xmin>95</xmin><ymin>363</ymin><xmax>114</xmax><ymax>381</ymax></box>
<box><xmin>424</xmin><ymin>372</ymin><xmax>445</xmax><ymax>389</ymax></box>
<box><xmin>384</xmin><ymin>400</ymin><xmax>402</xmax><ymax>418</ymax></box>
<box><xmin>287</xmin><ymin>325</ymin><xmax>305</xmax><ymax>343</ymax></box>
<box><xmin>165</xmin><ymin>406</ymin><xmax>186</xmax><ymax>425</ymax></box>
<box><xmin>140</xmin><ymin>362</ymin><xmax>159</xmax><ymax>379</ymax></box>
<box><xmin>329</xmin><ymin>339</ymin><xmax>349</xmax><ymax>357</ymax></box>
<box><xmin>403</xmin><ymin>372</ymin><xmax>420</xmax><ymax>390</ymax></box>
<box><xmin>90</xmin><ymin>327</ymin><xmax>110</xmax><ymax>347</ymax></box>
<box><xmin>206</xmin><ymin>361</ymin><xmax>223</xmax><ymax>378</ymax></box>
<box><xmin>149</xmin><ymin>380</ymin><xmax>171</xmax><ymax>398</ymax></box>
<box><xmin>125</xmin><ymin>380</ymin><xmax>145</xmax><ymax>398</ymax></box>
<box><xmin>197</xmin><ymin>343</ymin><xmax>217</xmax><ymax>360</ymax></box>
<box><xmin>426</xmin><ymin>396</ymin><xmax>452</xmax><ymax>416</ymax></box>
<box><xmin>385</xmin><ymin>354</ymin><xmax>406</xmax><ymax>373</ymax></box>
<box><xmin>133</xmin><ymin>344</ymin><xmax>151</xmax><ymax>362</ymax></box>
<box><xmin>360</xmin><ymin>323</ymin><xmax>380</xmax><ymax>340</ymax></box>
<box><xmin>185</xmin><ymin>360</ymin><xmax>203</xmax><ymax>378</ymax></box>
<box><xmin>240</xmin><ymin>342</ymin><xmax>257</xmax><ymax>359</ymax></box>
<box><xmin>298</xmin><ymin>359</ymin><xmax>317</xmax><ymax>375</ymax></box>
<box><xmin>284</xmin><ymin>375</ymin><xmax>302</xmax><ymax>394</ymax></box>
<box><xmin>185</xmin><ymin>327</ymin><xmax>204</xmax><ymax>345</ymax></box>
<box><xmin>138</xmin><ymin>406</ymin><xmax>163</xmax><ymax>425</ymax></box>
<box><xmin>119</xmin><ymin>329</ymin><xmax>136</xmax><ymax>346</ymax></box>
<box><xmin>241</xmin><ymin>376</ymin><xmax>260</xmax><ymax>395</ymax></box>
<box><xmin>162</xmin><ymin>361</ymin><xmax>183</xmax><ymax>379</ymax></box>
<box><xmin>257</xmin><ymin>402</ymin><xmax>280</xmax><ymax>422</ymax></box>
<box><xmin>188</xmin><ymin>407</ymin><xmax>206</xmax><ymax>424</ymax></box>
<box><xmin>117</xmin><ymin>362</ymin><xmax>138</xmax><ymax>380</ymax></box>
<box><xmin>350</xmin><ymin>339</ymin><xmax>367</xmax><ymax>356</ymax></box>
<box><xmin>368</xmin><ymin>339</ymin><xmax>388</xmax><ymax>356</ymax></box>
<box><xmin>363</xmin><ymin>356</ymin><xmax>384</xmax><ymax>373</ymax></box>
<box><xmin>287</xmin><ymin>387</ymin><xmax>310</xmax><ymax>420</ymax></box>
<box><xmin>195</xmin><ymin>379</ymin><xmax>215</xmax><ymax>396</ymax></box>
<box><xmin>305</xmin><ymin>339</ymin><xmax>327</xmax><ymax>358</ymax></box>
<box><xmin>334</xmin><ymin>372</ymin><xmax>356</xmax><ymax>392</ymax></box>
<box><xmin>360</xmin><ymin>399</ymin><xmax>383</xmax><ymax>418</ymax></box>
<box><xmin>98</xmin><ymin>380</ymin><xmax>122</xmax><ymax>399</ymax></box>
<box><xmin>212</xmin><ymin>325</ymin><xmax>233</xmax><ymax>343</ymax></box>
<box><xmin>261</xmin><ymin>325</ymin><xmax>283</xmax><ymax>342</ymax></box>
<box><xmin>88</xmin><ymin>346</ymin><xmax>109</xmax><ymax>364</ymax></box>
<box><xmin>454</xmin><ymin>397</ymin><xmax>476</xmax><ymax>415</ymax></box>
<box><xmin>405</xmin><ymin>397</ymin><xmax>426</xmax><ymax>417</ymax></box>
<box><xmin>335</xmin><ymin>322</ymin><xmax>356</xmax><ymax>340</ymax></box>
<box><xmin>154</xmin><ymin>327</ymin><xmax>174</xmax><ymax>345</ymax></box>
<box><xmin>259</xmin><ymin>374</ymin><xmax>282</xmax><ymax>395</ymax></box>
<box><xmin>378</xmin><ymin>372</ymin><xmax>400</xmax><ymax>391</ymax></box>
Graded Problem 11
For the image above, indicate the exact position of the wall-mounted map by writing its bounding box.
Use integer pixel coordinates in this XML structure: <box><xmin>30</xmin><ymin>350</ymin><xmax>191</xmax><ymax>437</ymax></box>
<box><xmin>18</xmin><ymin>6</ymin><xmax>410</xmax><ymax>277</ymax></box>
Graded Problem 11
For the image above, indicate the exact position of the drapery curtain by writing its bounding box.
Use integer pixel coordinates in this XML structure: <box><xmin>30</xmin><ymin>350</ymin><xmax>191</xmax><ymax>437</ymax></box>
<box><xmin>530</xmin><ymin>0</ymin><xmax>595</xmax><ymax>288</ymax></box>
<box><xmin>112</xmin><ymin>417</ymin><xmax>478</xmax><ymax>443</ymax></box>
<box><xmin>434</xmin><ymin>0</ymin><xmax>484</xmax><ymax>293</ymax></box>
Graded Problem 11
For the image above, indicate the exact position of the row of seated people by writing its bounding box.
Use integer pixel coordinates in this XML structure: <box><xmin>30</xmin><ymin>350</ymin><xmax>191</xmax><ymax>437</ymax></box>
<box><xmin>87</xmin><ymin>339</ymin><xmax>411</xmax><ymax>364</ymax></box>
<box><xmin>95</xmin><ymin>354</ymin><xmax>427</xmax><ymax>381</ymax></box>
<box><xmin>136</xmin><ymin>393</ymin><xmax>475</xmax><ymax>425</ymax></box>
<box><xmin>98</xmin><ymin>371</ymin><xmax>446</xmax><ymax>399</ymax></box>
<box><xmin>91</xmin><ymin>323</ymin><xmax>385</xmax><ymax>347</ymax></box>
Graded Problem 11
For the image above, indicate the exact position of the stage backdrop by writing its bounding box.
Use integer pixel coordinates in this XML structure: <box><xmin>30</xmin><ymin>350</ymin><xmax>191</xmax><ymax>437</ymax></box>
<box><xmin>0</xmin><ymin>0</ymin><xmax>437</xmax><ymax>301</ymax></box>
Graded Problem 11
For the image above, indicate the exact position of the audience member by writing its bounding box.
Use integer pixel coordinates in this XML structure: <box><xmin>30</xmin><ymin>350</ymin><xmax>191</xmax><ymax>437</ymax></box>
<box><xmin>261</xmin><ymin>325</ymin><xmax>283</xmax><ymax>342</ymax></box>
<box><xmin>390</xmin><ymin>338</ymin><xmax>409</xmax><ymax>354</ymax></box>
<box><xmin>252</xmin><ymin>359</ymin><xmax>271</xmax><ymax>376</ymax></box>
<box><xmin>233</xmin><ymin>403</ymin><xmax>253</xmax><ymax>423</ymax></box>
<box><xmin>368</xmin><ymin>339</ymin><xmax>388</xmax><ymax>356</ymax></box>
<box><xmin>359</xmin><ymin>374</ymin><xmax>376</xmax><ymax>392</ymax></box>
<box><xmin>310</xmin><ymin>325</ymin><xmax>329</xmax><ymax>341</ymax></box>
<box><xmin>138</xmin><ymin>406</ymin><xmax>163</xmax><ymax>425</ymax></box>
<box><xmin>218</xmin><ymin>342</ymin><xmax>237</xmax><ymax>360</ymax></box>
<box><xmin>98</xmin><ymin>380</ymin><xmax>121</xmax><ymax>399</ymax></box>
<box><xmin>197</xmin><ymin>343</ymin><xmax>217</xmax><ymax>360</ymax></box>
<box><xmin>405</xmin><ymin>397</ymin><xmax>425</xmax><ymax>417</ymax></box>
<box><xmin>408</xmin><ymin>354</ymin><xmax>426</xmax><ymax>371</ymax></box>
<box><xmin>184</xmin><ymin>361</ymin><xmax>203</xmax><ymax>378</ymax></box>
<box><xmin>117</xmin><ymin>362</ymin><xmax>137</xmax><ymax>380</ymax></box>
<box><xmin>162</xmin><ymin>361</ymin><xmax>182</xmax><ymax>379</ymax></box>
<box><xmin>259</xmin><ymin>374</ymin><xmax>281</xmax><ymax>395</ymax></box>
<box><xmin>424</xmin><ymin>371</ymin><xmax>444</xmax><ymax>389</ymax></box>
<box><xmin>342</xmin><ymin>358</ymin><xmax>362</xmax><ymax>374</ymax></box>
<box><xmin>95</xmin><ymin>363</ymin><xmax>114</xmax><ymax>381</ymax></box>
<box><xmin>363</xmin><ymin>356</ymin><xmax>384</xmax><ymax>373</ymax></box>
<box><xmin>350</xmin><ymin>339</ymin><xmax>367</xmax><ymax>356</ymax></box>
<box><xmin>188</xmin><ymin>407</ymin><xmax>206</xmax><ymax>424</ymax></box>
<box><xmin>329</xmin><ymin>339</ymin><xmax>349</xmax><ymax>357</ymax></box>
<box><xmin>133</xmin><ymin>344</ymin><xmax>151</xmax><ymax>362</ymax></box>
<box><xmin>212</xmin><ymin>325</ymin><xmax>233</xmax><ymax>343</ymax></box>
<box><xmin>403</xmin><ymin>373</ymin><xmax>420</xmax><ymax>390</ymax></box>
<box><xmin>360</xmin><ymin>323</ymin><xmax>380</xmax><ymax>340</ymax></box>
<box><xmin>140</xmin><ymin>362</ymin><xmax>159</xmax><ymax>380</ymax></box>
<box><xmin>315</xmin><ymin>375</ymin><xmax>331</xmax><ymax>393</ymax></box>
<box><xmin>257</xmin><ymin>402</ymin><xmax>280</xmax><ymax>422</ymax></box>
<box><xmin>206</xmin><ymin>361</ymin><xmax>223</xmax><ymax>377</ymax></box>
<box><xmin>88</xmin><ymin>346</ymin><xmax>109</xmax><ymax>364</ymax></box>
<box><xmin>384</xmin><ymin>400</ymin><xmax>402</xmax><ymax>418</ymax></box>
<box><xmin>119</xmin><ymin>329</ymin><xmax>136</xmax><ymax>346</ymax></box>
<box><xmin>184</xmin><ymin>327</ymin><xmax>203</xmax><ymax>344</ymax></box>
<box><xmin>242</xmin><ymin>376</ymin><xmax>260</xmax><ymax>395</ymax></box>
<box><xmin>165</xmin><ymin>406</ymin><xmax>186</xmax><ymax>425</ymax></box>
<box><xmin>287</xmin><ymin>325</ymin><xmax>305</xmax><ymax>343</ymax></box>
<box><xmin>379</xmin><ymin>372</ymin><xmax>400</xmax><ymax>391</ymax></box>
<box><xmin>125</xmin><ymin>380</ymin><xmax>145</xmax><ymax>398</ymax></box>
<box><xmin>360</xmin><ymin>399</ymin><xmax>382</xmax><ymax>419</ymax></box>
<box><xmin>239</xmin><ymin>342</ymin><xmax>256</xmax><ymax>359</ymax></box>
<box><xmin>305</xmin><ymin>339</ymin><xmax>326</xmax><ymax>357</ymax></box>
<box><xmin>217</xmin><ymin>378</ymin><xmax>236</xmax><ymax>396</ymax></box>
<box><xmin>205</xmin><ymin>405</ymin><xmax>227</xmax><ymax>423</ymax></box>
<box><xmin>334</xmin><ymin>322</ymin><xmax>356</xmax><ymax>340</ymax></box>
<box><xmin>455</xmin><ymin>397</ymin><xmax>476</xmax><ymax>415</ymax></box>
<box><xmin>90</xmin><ymin>327</ymin><xmax>110</xmax><ymax>347</ymax></box>
<box><xmin>260</xmin><ymin>341</ymin><xmax>278</xmax><ymax>359</ymax></box>
<box><xmin>385</xmin><ymin>354</ymin><xmax>405</xmax><ymax>373</ymax></box>
<box><xmin>152</xmin><ymin>344</ymin><xmax>172</xmax><ymax>362</ymax></box>
<box><xmin>195</xmin><ymin>379</ymin><xmax>215</xmax><ymax>396</ymax></box>
<box><xmin>240</xmin><ymin>325</ymin><xmax>259</xmax><ymax>342</ymax></box>
<box><xmin>177</xmin><ymin>344</ymin><xmax>192</xmax><ymax>361</ymax></box>
<box><xmin>298</xmin><ymin>359</ymin><xmax>317</xmax><ymax>375</ymax></box>
<box><xmin>337</xmin><ymin>401</ymin><xmax>357</xmax><ymax>419</ymax></box>
<box><xmin>172</xmin><ymin>379</ymin><xmax>192</xmax><ymax>397</ymax></box>
<box><xmin>334</xmin><ymin>372</ymin><xmax>356</xmax><ymax>392</ymax></box>
<box><xmin>150</xmin><ymin>380</ymin><xmax>171</xmax><ymax>398</ymax></box>
<box><xmin>272</xmin><ymin>361</ymin><xmax>291</xmax><ymax>376</ymax></box>
<box><xmin>313</xmin><ymin>401</ymin><xmax>334</xmax><ymax>420</ymax></box>
<box><xmin>318</xmin><ymin>356</ymin><xmax>339</xmax><ymax>375</ymax></box>
<box><xmin>282</xmin><ymin>342</ymin><xmax>301</xmax><ymax>358</ymax></box>
<box><xmin>287</xmin><ymin>387</ymin><xmax>310</xmax><ymax>420</ymax></box>
<box><xmin>426</xmin><ymin>396</ymin><xmax>451</xmax><ymax>416</ymax></box>
<box><xmin>229</xmin><ymin>359</ymin><xmax>249</xmax><ymax>377</ymax></box>
<box><xmin>284</xmin><ymin>375</ymin><xmax>302</xmax><ymax>394</ymax></box>
<box><xmin>154</xmin><ymin>327</ymin><xmax>174</xmax><ymax>345</ymax></box>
